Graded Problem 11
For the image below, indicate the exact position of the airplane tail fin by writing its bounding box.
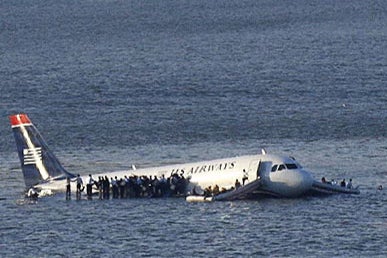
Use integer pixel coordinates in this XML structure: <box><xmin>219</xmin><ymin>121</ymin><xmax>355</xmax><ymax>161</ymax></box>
<box><xmin>9</xmin><ymin>114</ymin><xmax>74</xmax><ymax>188</ymax></box>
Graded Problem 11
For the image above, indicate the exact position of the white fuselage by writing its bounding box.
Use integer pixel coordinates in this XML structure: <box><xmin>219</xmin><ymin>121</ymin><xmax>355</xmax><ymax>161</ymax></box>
<box><xmin>34</xmin><ymin>153</ymin><xmax>314</xmax><ymax>198</ymax></box>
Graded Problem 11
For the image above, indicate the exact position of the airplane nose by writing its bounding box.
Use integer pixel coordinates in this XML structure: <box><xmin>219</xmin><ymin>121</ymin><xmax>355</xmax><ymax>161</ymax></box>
<box><xmin>300</xmin><ymin>169</ymin><xmax>314</xmax><ymax>190</ymax></box>
<box><xmin>284</xmin><ymin>169</ymin><xmax>314</xmax><ymax>196</ymax></box>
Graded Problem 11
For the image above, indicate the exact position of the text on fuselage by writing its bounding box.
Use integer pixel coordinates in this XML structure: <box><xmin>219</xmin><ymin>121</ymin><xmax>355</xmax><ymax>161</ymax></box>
<box><xmin>171</xmin><ymin>161</ymin><xmax>236</xmax><ymax>175</ymax></box>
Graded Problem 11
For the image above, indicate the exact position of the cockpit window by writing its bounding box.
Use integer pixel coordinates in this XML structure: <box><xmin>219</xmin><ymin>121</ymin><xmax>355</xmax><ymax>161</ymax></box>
<box><xmin>278</xmin><ymin>164</ymin><xmax>286</xmax><ymax>171</ymax></box>
<box><xmin>286</xmin><ymin>163</ymin><xmax>298</xmax><ymax>170</ymax></box>
<box><xmin>272</xmin><ymin>163</ymin><xmax>298</xmax><ymax>172</ymax></box>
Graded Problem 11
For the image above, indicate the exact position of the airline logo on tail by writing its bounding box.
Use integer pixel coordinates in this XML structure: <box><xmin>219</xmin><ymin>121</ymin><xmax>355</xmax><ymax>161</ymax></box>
<box><xmin>9</xmin><ymin>114</ymin><xmax>50</xmax><ymax>181</ymax></box>
<box><xmin>23</xmin><ymin>147</ymin><xmax>42</xmax><ymax>165</ymax></box>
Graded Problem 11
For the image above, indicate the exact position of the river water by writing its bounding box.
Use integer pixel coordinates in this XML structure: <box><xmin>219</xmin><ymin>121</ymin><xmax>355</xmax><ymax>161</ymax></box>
<box><xmin>0</xmin><ymin>0</ymin><xmax>386</xmax><ymax>256</ymax></box>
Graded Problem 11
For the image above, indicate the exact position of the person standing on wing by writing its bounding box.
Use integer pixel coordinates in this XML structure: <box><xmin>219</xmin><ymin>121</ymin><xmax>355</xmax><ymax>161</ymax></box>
<box><xmin>66</xmin><ymin>177</ymin><xmax>71</xmax><ymax>200</ymax></box>
<box><xmin>86</xmin><ymin>174</ymin><xmax>95</xmax><ymax>199</ymax></box>
<box><xmin>72</xmin><ymin>174</ymin><xmax>83</xmax><ymax>200</ymax></box>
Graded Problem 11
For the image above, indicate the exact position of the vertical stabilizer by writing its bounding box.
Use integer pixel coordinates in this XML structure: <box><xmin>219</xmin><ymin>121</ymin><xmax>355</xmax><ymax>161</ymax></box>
<box><xmin>9</xmin><ymin>114</ymin><xmax>74</xmax><ymax>188</ymax></box>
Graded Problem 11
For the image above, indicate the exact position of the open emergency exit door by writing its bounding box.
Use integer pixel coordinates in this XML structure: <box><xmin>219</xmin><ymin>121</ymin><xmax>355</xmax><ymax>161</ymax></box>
<box><xmin>248</xmin><ymin>159</ymin><xmax>261</xmax><ymax>183</ymax></box>
<box><xmin>248</xmin><ymin>159</ymin><xmax>271</xmax><ymax>183</ymax></box>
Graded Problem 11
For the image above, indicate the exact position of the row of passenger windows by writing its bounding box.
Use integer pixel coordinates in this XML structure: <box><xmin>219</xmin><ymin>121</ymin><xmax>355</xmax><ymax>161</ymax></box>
<box><xmin>271</xmin><ymin>163</ymin><xmax>298</xmax><ymax>172</ymax></box>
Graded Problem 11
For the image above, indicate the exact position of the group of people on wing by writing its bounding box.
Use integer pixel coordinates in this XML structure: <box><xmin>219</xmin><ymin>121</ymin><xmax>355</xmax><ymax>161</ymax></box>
<box><xmin>66</xmin><ymin>173</ymin><xmax>188</xmax><ymax>200</ymax></box>
<box><xmin>321</xmin><ymin>177</ymin><xmax>353</xmax><ymax>189</ymax></box>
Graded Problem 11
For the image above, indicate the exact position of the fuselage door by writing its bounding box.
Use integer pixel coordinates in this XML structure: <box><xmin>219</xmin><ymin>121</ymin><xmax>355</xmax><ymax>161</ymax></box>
<box><xmin>258</xmin><ymin>161</ymin><xmax>272</xmax><ymax>182</ymax></box>
<box><xmin>248</xmin><ymin>159</ymin><xmax>261</xmax><ymax>182</ymax></box>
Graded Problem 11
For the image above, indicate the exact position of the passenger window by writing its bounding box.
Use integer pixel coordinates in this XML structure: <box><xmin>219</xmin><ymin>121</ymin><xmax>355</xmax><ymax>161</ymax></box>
<box><xmin>271</xmin><ymin>165</ymin><xmax>278</xmax><ymax>172</ymax></box>
<box><xmin>278</xmin><ymin>164</ymin><xmax>286</xmax><ymax>171</ymax></box>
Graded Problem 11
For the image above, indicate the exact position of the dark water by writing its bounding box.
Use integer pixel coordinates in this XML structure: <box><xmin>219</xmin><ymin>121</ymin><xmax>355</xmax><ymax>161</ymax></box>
<box><xmin>0</xmin><ymin>0</ymin><xmax>386</xmax><ymax>257</ymax></box>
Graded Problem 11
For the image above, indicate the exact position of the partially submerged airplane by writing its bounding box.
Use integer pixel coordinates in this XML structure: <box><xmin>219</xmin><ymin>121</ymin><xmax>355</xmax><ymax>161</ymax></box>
<box><xmin>9</xmin><ymin>114</ymin><xmax>359</xmax><ymax>200</ymax></box>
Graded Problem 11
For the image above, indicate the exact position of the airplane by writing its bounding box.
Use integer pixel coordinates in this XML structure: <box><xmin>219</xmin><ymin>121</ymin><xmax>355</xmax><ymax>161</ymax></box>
<box><xmin>9</xmin><ymin>113</ymin><xmax>359</xmax><ymax>200</ymax></box>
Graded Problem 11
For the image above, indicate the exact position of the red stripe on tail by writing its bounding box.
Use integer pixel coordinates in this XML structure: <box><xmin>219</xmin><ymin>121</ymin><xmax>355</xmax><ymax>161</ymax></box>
<box><xmin>9</xmin><ymin>114</ymin><xmax>32</xmax><ymax>127</ymax></box>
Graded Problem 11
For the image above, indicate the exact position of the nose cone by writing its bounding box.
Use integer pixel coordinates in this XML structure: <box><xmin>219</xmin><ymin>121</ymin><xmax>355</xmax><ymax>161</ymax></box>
<box><xmin>287</xmin><ymin>169</ymin><xmax>314</xmax><ymax>197</ymax></box>
<box><xmin>299</xmin><ymin>169</ymin><xmax>314</xmax><ymax>192</ymax></box>
<box><xmin>270</xmin><ymin>168</ymin><xmax>315</xmax><ymax>197</ymax></box>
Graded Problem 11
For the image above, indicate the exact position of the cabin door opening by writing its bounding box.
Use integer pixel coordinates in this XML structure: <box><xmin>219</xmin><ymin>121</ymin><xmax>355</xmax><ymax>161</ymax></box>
<box><xmin>257</xmin><ymin>161</ymin><xmax>272</xmax><ymax>181</ymax></box>
<box><xmin>248</xmin><ymin>160</ymin><xmax>261</xmax><ymax>183</ymax></box>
